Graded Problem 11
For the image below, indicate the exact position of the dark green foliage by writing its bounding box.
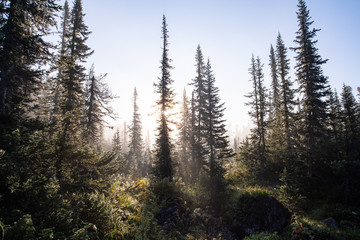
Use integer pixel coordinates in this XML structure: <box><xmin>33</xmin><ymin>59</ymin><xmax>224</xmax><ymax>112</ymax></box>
<box><xmin>84</xmin><ymin>65</ymin><xmax>115</xmax><ymax>147</ymax></box>
<box><xmin>127</xmin><ymin>87</ymin><xmax>144</xmax><ymax>176</ymax></box>
<box><xmin>269</xmin><ymin>44</ymin><xmax>280</xmax><ymax>120</ymax></box>
<box><xmin>341</xmin><ymin>85</ymin><xmax>360</xmax><ymax>205</ymax></box>
<box><xmin>203</xmin><ymin>59</ymin><xmax>233</xmax><ymax>207</ymax></box>
<box><xmin>153</xmin><ymin>15</ymin><xmax>175</xmax><ymax>180</ymax></box>
<box><xmin>292</xmin><ymin>0</ymin><xmax>330</xmax><ymax>178</ymax></box>
<box><xmin>189</xmin><ymin>45</ymin><xmax>207</xmax><ymax>182</ymax></box>
<box><xmin>245</xmin><ymin>55</ymin><xmax>268</xmax><ymax>176</ymax></box>
<box><xmin>0</xmin><ymin>0</ymin><xmax>59</xmax><ymax>124</ymax></box>
<box><xmin>59</xmin><ymin>0</ymin><xmax>94</xmax><ymax>143</ymax></box>
<box><xmin>176</xmin><ymin>89</ymin><xmax>192</xmax><ymax>183</ymax></box>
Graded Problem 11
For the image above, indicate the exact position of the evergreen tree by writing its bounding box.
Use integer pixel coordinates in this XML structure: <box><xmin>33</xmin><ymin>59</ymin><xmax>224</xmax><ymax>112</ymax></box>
<box><xmin>0</xmin><ymin>0</ymin><xmax>59</xmax><ymax>125</ymax></box>
<box><xmin>292</xmin><ymin>0</ymin><xmax>330</xmax><ymax>178</ymax></box>
<box><xmin>341</xmin><ymin>85</ymin><xmax>360</xmax><ymax>204</ymax></box>
<box><xmin>245</xmin><ymin>55</ymin><xmax>268</xmax><ymax>175</ymax></box>
<box><xmin>49</xmin><ymin>0</ymin><xmax>71</xmax><ymax>126</ymax></box>
<box><xmin>127</xmin><ymin>87</ymin><xmax>144</xmax><ymax>176</ymax></box>
<box><xmin>268</xmin><ymin>44</ymin><xmax>284</xmax><ymax>171</ymax></box>
<box><xmin>59</xmin><ymin>0</ymin><xmax>94</xmax><ymax>142</ymax></box>
<box><xmin>276</xmin><ymin>33</ymin><xmax>296</xmax><ymax>155</ymax></box>
<box><xmin>189</xmin><ymin>45</ymin><xmax>207</xmax><ymax>181</ymax></box>
<box><xmin>84</xmin><ymin>65</ymin><xmax>115</xmax><ymax>147</ymax></box>
<box><xmin>177</xmin><ymin>89</ymin><xmax>191</xmax><ymax>182</ymax></box>
<box><xmin>153</xmin><ymin>15</ymin><xmax>176</xmax><ymax>180</ymax></box>
<box><xmin>189</xmin><ymin>91</ymin><xmax>198</xmax><ymax>182</ymax></box>
<box><xmin>122</xmin><ymin>121</ymin><xmax>128</xmax><ymax>153</ymax></box>
<box><xmin>328</xmin><ymin>89</ymin><xmax>343</xmax><ymax>162</ymax></box>
<box><xmin>269</xmin><ymin>44</ymin><xmax>280</xmax><ymax>121</ymax></box>
<box><xmin>203</xmin><ymin>59</ymin><xmax>233</xmax><ymax>203</ymax></box>
<box><xmin>112</xmin><ymin>128</ymin><xmax>122</xmax><ymax>153</ymax></box>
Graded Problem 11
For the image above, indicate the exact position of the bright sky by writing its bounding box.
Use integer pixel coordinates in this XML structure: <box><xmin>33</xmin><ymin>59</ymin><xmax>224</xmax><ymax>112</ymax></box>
<box><xmin>74</xmin><ymin>0</ymin><xmax>360</xmax><ymax>143</ymax></box>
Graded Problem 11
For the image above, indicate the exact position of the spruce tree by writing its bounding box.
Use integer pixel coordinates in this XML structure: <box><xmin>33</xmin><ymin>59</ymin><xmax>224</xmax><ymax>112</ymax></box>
<box><xmin>276</xmin><ymin>33</ymin><xmax>296</xmax><ymax>154</ymax></box>
<box><xmin>189</xmin><ymin>45</ymin><xmax>207</xmax><ymax>181</ymax></box>
<box><xmin>153</xmin><ymin>15</ymin><xmax>176</xmax><ymax>180</ymax></box>
<box><xmin>189</xmin><ymin>91</ymin><xmax>198</xmax><ymax>182</ymax></box>
<box><xmin>268</xmin><ymin>44</ymin><xmax>284</xmax><ymax>171</ymax></box>
<box><xmin>292</xmin><ymin>0</ymin><xmax>330</xmax><ymax>178</ymax></box>
<box><xmin>122</xmin><ymin>121</ymin><xmax>128</xmax><ymax>153</ymax></box>
<box><xmin>341</xmin><ymin>85</ymin><xmax>360</xmax><ymax>204</ymax></box>
<box><xmin>60</xmin><ymin>0</ymin><xmax>94</xmax><ymax>142</ymax></box>
<box><xmin>177</xmin><ymin>89</ymin><xmax>191</xmax><ymax>182</ymax></box>
<box><xmin>0</xmin><ymin>0</ymin><xmax>59</xmax><ymax>125</ymax></box>
<box><xmin>50</xmin><ymin>0</ymin><xmax>70</xmax><ymax>126</ymax></box>
<box><xmin>112</xmin><ymin>128</ymin><xmax>122</xmax><ymax>154</ymax></box>
<box><xmin>245</xmin><ymin>55</ymin><xmax>268</xmax><ymax>175</ymax></box>
<box><xmin>127</xmin><ymin>87</ymin><xmax>144</xmax><ymax>176</ymax></box>
<box><xmin>269</xmin><ymin>44</ymin><xmax>280</xmax><ymax>121</ymax></box>
<box><xmin>328</xmin><ymin>89</ymin><xmax>343</xmax><ymax>162</ymax></box>
<box><xmin>84</xmin><ymin>65</ymin><xmax>115</xmax><ymax>147</ymax></box>
<box><xmin>203</xmin><ymin>59</ymin><xmax>233</xmax><ymax>203</ymax></box>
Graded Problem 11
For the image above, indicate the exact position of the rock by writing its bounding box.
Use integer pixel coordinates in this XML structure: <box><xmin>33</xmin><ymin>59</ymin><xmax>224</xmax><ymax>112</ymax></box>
<box><xmin>322</xmin><ymin>217</ymin><xmax>338</xmax><ymax>229</ymax></box>
<box><xmin>192</xmin><ymin>208</ymin><xmax>238</xmax><ymax>240</ymax></box>
<box><xmin>157</xmin><ymin>202</ymin><xmax>185</xmax><ymax>227</ymax></box>
<box><xmin>230</xmin><ymin>194</ymin><xmax>290</xmax><ymax>238</ymax></box>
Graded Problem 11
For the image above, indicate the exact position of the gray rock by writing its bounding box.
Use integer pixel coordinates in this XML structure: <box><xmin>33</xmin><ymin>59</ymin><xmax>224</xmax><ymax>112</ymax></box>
<box><xmin>322</xmin><ymin>217</ymin><xmax>338</xmax><ymax>229</ymax></box>
<box><xmin>230</xmin><ymin>195</ymin><xmax>290</xmax><ymax>238</ymax></box>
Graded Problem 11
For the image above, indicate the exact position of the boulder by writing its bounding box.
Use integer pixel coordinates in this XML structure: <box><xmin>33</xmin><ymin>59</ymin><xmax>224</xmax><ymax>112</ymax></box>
<box><xmin>322</xmin><ymin>217</ymin><xmax>338</xmax><ymax>229</ymax></box>
<box><xmin>230</xmin><ymin>194</ymin><xmax>290</xmax><ymax>238</ymax></box>
<box><xmin>157</xmin><ymin>202</ymin><xmax>185</xmax><ymax>227</ymax></box>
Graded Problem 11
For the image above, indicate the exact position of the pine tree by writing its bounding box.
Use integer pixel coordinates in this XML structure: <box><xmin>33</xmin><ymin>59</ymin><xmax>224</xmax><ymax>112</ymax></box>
<box><xmin>122</xmin><ymin>121</ymin><xmax>128</xmax><ymax>153</ymax></box>
<box><xmin>153</xmin><ymin>15</ymin><xmax>176</xmax><ymax>180</ymax></box>
<box><xmin>127</xmin><ymin>87</ymin><xmax>144</xmax><ymax>176</ymax></box>
<box><xmin>189</xmin><ymin>91</ymin><xmax>198</xmax><ymax>182</ymax></box>
<box><xmin>245</xmin><ymin>55</ymin><xmax>268</xmax><ymax>175</ymax></box>
<box><xmin>292</xmin><ymin>0</ymin><xmax>330</xmax><ymax>178</ymax></box>
<box><xmin>177</xmin><ymin>89</ymin><xmax>191</xmax><ymax>182</ymax></box>
<box><xmin>276</xmin><ymin>33</ymin><xmax>296</xmax><ymax>154</ymax></box>
<box><xmin>0</xmin><ymin>0</ymin><xmax>59</xmax><ymax>125</ymax></box>
<box><xmin>341</xmin><ymin>85</ymin><xmax>360</xmax><ymax>204</ymax></box>
<box><xmin>60</xmin><ymin>0</ymin><xmax>94</xmax><ymax>142</ymax></box>
<box><xmin>269</xmin><ymin>44</ymin><xmax>280</xmax><ymax>121</ymax></box>
<box><xmin>203</xmin><ymin>59</ymin><xmax>233</xmax><ymax>204</ymax></box>
<box><xmin>84</xmin><ymin>65</ymin><xmax>115</xmax><ymax>147</ymax></box>
<box><xmin>268</xmin><ymin>44</ymin><xmax>284</xmax><ymax>171</ymax></box>
<box><xmin>328</xmin><ymin>89</ymin><xmax>343</xmax><ymax>162</ymax></box>
<box><xmin>49</xmin><ymin>0</ymin><xmax>70</xmax><ymax>127</ymax></box>
<box><xmin>189</xmin><ymin>45</ymin><xmax>207</xmax><ymax>181</ymax></box>
<box><xmin>112</xmin><ymin>128</ymin><xmax>122</xmax><ymax>153</ymax></box>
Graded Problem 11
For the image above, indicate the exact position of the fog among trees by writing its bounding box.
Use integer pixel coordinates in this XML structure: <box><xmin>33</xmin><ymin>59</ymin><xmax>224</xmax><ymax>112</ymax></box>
<box><xmin>0</xmin><ymin>0</ymin><xmax>359</xmax><ymax>239</ymax></box>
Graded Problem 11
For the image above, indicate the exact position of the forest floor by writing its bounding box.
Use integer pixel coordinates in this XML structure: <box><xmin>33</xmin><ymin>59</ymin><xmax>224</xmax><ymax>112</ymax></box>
<box><xmin>103</xmin><ymin>176</ymin><xmax>360</xmax><ymax>240</ymax></box>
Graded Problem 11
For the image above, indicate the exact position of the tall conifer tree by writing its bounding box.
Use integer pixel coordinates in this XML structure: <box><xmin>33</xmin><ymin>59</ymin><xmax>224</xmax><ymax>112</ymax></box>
<box><xmin>203</xmin><ymin>59</ymin><xmax>233</xmax><ymax>202</ymax></box>
<box><xmin>84</xmin><ymin>65</ymin><xmax>115</xmax><ymax>147</ymax></box>
<box><xmin>276</xmin><ymin>33</ymin><xmax>296</xmax><ymax>154</ymax></box>
<box><xmin>127</xmin><ymin>87</ymin><xmax>144</xmax><ymax>175</ymax></box>
<box><xmin>189</xmin><ymin>45</ymin><xmax>207</xmax><ymax>181</ymax></box>
<box><xmin>246</xmin><ymin>55</ymin><xmax>268</xmax><ymax>175</ymax></box>
<box><xmin>269</xmin><ymin>44</ymin><xmax>280</xmax><ymax>121</ymax></box>
<box><xmin>341</xmin><ymin>85</ymin><xmax>360</xmax><ymax>204</ymax></box>
<box><xmin>292</xmin><ymin>0</ymin><xmax>330</xmax><ymax>178</ymax></box>
<box><xmin>60</xmin><ymin>0</ymin><xmax>94</xmax><ymax>142</ymax></box>
<box><xmin>153</xmin><ymin>15</ymin><xmax>176</xmax><ymax>180</ymax></box>
<box><xmin>0</xmin><ymin>0</ymin><xmax>59</xmax><ymax>124</ymax></box>
<box><xmin>177</xmin><ymin>89</ymin><xmax>191</xmax><ymax>182</ymax></box>
<box><xmin>50</xmin><ymin>0</ymin><xmax>70</xmax><ymax>126</ymax></box>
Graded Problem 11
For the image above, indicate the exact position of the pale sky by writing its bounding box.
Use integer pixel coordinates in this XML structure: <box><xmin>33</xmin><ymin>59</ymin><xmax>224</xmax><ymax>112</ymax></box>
<box><xmin>72</xmin><ymin>0</ymin><xmax>360</xmax><ymax>143</ymax></box>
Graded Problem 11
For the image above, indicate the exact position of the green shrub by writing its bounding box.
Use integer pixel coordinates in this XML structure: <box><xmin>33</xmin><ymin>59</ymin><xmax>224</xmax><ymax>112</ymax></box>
<box><xmin>6</xmin><ymin>214</ymin><xmax>35</xmax><ymax>240</ymax></box>
<box><xmin>244</xmin><ymin>232</ymin><xmax>282</xmax><ymax>240</ymax></box>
